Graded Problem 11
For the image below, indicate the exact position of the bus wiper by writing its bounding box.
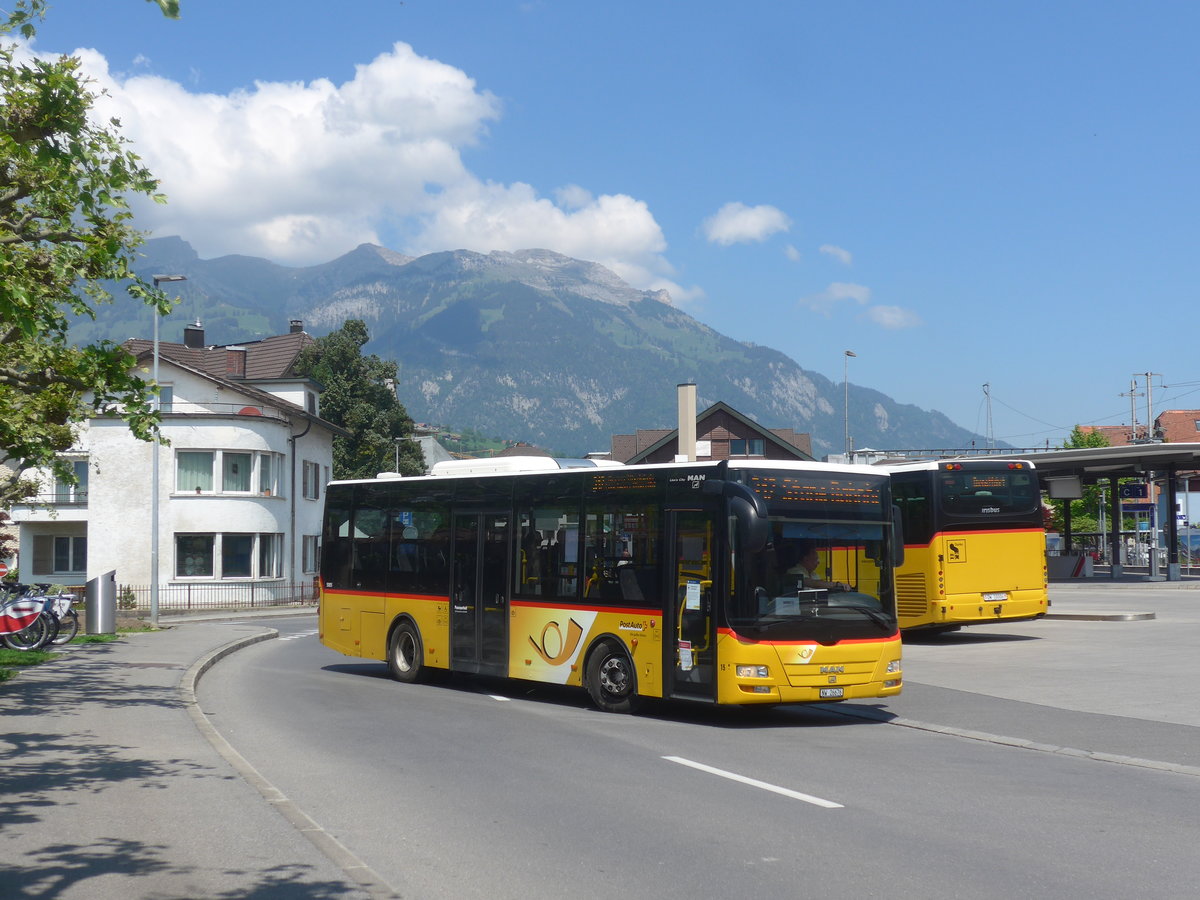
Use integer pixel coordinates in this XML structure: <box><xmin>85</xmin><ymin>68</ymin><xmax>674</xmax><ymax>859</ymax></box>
<box><xmin>837</xmin><ymin>604</ymin><xmax>895</xmax><ymax>630</ymax></box>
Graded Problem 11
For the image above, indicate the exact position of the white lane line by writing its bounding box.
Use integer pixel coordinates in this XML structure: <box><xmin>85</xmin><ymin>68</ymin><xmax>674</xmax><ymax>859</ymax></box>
<box><xmin>663</xmin><ymin>756</ymin><xmax>844</xmax><ymax>809</ymax></box>
<box><xmin>489</xmin><ymin>695</ymin><xmax>511</xmax><ymax>702</ymax></box>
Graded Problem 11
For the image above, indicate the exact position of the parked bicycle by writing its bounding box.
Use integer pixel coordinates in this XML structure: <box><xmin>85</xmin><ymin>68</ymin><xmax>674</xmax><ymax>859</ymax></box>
<box><xmin>1</xmin><ymin>583</ymin><xmax>78</xmax><ymax>650</ymax></box>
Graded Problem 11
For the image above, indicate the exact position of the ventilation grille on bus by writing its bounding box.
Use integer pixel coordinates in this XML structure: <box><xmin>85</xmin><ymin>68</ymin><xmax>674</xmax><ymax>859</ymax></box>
<box><xmin>896</xmin><ymin>573</ymin><xmax>930</xmax><ymax>619</ymax></box>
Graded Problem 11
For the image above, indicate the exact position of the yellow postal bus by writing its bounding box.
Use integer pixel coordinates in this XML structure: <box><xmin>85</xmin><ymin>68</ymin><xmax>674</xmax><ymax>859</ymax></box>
<box><xmin>887</xmin><ymin>458</ymin><xmax>1048</xmax><ymax>633</ymax></box>
<box><xmin>319</xmin><ymin>457</ymin><xmax>903</xmax><ymax>712</ymax></box>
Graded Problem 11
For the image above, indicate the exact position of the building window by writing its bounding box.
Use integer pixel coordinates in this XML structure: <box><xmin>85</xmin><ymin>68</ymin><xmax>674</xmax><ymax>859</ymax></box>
<box><xmin>177</xmin><ymin>450</ymin><xmax>282</xmax><ymax>496</ymax></box>
<box><xmin>159</xmin><ymin>384</ymin><xmax>174</xmax><ymax>412</ymax></box>
<box><xmin>1194</xmin><ymin>420</ymin><xmax>1200</xmax><ymax>432</ymax></box>
<box><xmin>259</xmin><ymin>533</ymin><xmax>283</xmax><ymax>578</ymax></box>
<box><xmin>177</xmin><ymin>534</ymin><xmax>215</xmax><ymax>576</ymax></box>
<box><xmin>54</xmin><ymin>459</ymin><xmax>89</xmax><ymax>504</ymax></box>
<box><xmin>222</xmin><ymin>534</ymin><xmax>254</xmax><ymax>577</ymax></box>
<box><xmin>729</xmin><ymin>438</ymin><xmax>765</xmax><ymax>456</ymax></box>
<box><xmin>259</xmin><ymin>453</ymin><xmax>277</xmax><ymax>495</ymax></box>
<box><xmin>176</xmin><ymin>532</ymin><xmax>285</xmax><ymax>579</ymax></box>
<box><xmin>302</xmin><ymin>535</ymin><xmax>320</xmax><ymax>574</ymax></box>
<box><xmin>177</xmin><ymin>451</ymin><xmax>214</xmax><ymax>492</ymax></box>
<box><xmin>222</xmin><ymin>452</ymin><xmax>253</xmax><ymax>492</ymax></box>
<box><xmin>33</xmin><ymin>535</ymin><xmax>86</xmax><ymax>575</ymax></box>
<box><xmin>302</xmin><ymin>460</ymin><xmax>321</xmax><ymax>500</ymax></box>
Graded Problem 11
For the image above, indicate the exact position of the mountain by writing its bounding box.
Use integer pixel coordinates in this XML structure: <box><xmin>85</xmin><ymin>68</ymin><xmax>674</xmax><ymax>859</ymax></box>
<box><xmin>81</xmin><ymin>237</ymin><xmax>996</xmax><ymax>457</ymax></box>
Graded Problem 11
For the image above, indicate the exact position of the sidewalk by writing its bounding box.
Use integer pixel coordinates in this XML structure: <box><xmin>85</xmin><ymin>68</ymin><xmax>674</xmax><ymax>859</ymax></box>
<box><xmin>0</xmin><ymin>611</ymin><xmax>380</xmax><ymax>900</ymax></box>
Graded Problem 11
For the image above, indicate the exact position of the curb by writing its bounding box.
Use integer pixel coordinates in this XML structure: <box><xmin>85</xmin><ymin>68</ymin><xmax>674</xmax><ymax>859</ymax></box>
<box><xmin>1044</xmin><ymin>611</ymin><xmax>1156</xmax><ymax>621</ymax></box>
<box><xmin>180</xmin><ymin>629</ymin><xmax>400</xmax><ymax>899</ymax></box>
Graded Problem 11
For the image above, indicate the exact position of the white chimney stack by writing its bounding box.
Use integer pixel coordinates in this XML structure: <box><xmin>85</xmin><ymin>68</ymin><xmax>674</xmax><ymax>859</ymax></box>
<box><xmin>676</xmin><ymin>382</ymin><xmax>697</xmax><ymax>463</ymax></box>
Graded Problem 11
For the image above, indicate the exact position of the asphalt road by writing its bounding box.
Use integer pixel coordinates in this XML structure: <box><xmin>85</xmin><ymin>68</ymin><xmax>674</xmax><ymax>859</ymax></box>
<box><xmin>196</xmin><ymin>590</ymin><xmax>1200</xmax><ymax>899</ymax></box>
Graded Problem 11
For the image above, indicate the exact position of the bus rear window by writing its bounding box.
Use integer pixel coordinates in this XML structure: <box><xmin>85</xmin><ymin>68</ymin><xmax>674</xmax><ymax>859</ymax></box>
<box><xmin>939</xmin><ymin>471</ymin><xmax>1039</xmax><ymax>516</ymax></box>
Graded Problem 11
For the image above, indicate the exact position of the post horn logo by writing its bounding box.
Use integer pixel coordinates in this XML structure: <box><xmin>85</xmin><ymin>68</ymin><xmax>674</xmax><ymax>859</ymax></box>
<box><xmin>529</xmin><ymin>618</ymin><xmax>584</xmax><ymax>665</ymax></box>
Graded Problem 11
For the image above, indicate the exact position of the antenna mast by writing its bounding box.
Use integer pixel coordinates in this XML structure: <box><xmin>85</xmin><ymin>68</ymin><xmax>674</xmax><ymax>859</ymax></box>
<box><xmin>983</xmin><ymin>383</ymin><xmax>994</xmax><ymax>449</ymax></box>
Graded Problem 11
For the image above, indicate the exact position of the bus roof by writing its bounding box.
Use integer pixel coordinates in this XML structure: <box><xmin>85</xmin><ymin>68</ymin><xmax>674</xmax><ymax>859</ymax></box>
<box><xmin>328</xmin><ymin>455</ymin><xmax>890</xmax><ymax>487</ymax></box>
<box><xmin>879</xmin><ymin>457</ymin><xmax>1038</xmax><ymax>473</ymax></box>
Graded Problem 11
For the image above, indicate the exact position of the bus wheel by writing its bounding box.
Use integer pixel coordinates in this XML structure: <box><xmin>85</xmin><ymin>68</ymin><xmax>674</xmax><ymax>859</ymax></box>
<box><xmin>586</xmin><ymin>641</ymin><xmax>640</xmax><ymax>714</ymax></box>
<box><xmin>388</xmin><ymin>622</ymin><xmax>423</xmax><ymax>684</ymax></box>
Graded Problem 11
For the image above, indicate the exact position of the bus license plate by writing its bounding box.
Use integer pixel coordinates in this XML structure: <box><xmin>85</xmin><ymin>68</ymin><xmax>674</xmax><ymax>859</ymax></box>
<box><xmin>819</xmin><ymin>687</ymin><xmax>844</xmax><ymax>699</ymax></box>
<box><xmin>983</xmin><ymin>592</ymin><xmax>1008</xmax><ymax>602</ymax></box>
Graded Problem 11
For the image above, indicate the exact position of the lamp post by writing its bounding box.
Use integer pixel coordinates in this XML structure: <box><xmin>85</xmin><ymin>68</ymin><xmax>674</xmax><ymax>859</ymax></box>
<box><xmin>843</xmin><ymin>350</ymin><xmax>856</xmax><ymax>458</ymax></box>
<box><xmin>150</xmin><ymin>274</ymin><xmax>187</xmax><ymax>626</ymax></box>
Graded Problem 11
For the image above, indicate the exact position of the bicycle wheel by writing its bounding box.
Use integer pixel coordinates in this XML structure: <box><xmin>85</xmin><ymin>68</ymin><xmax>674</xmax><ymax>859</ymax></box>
<box><xmin>51</xmin><ymin>609</ymin><xmax>79</xmax><ymax>645</ymax></box>
<box><xmin>2</xmin><ymin>614</ymin><xmax>50</xmax><ymax>651</ymax></box>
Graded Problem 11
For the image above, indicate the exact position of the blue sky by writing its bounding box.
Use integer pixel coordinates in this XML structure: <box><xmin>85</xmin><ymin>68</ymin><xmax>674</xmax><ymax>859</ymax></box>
<box><xmin>23</xmin><ymin>0</ymin><xmax>1200</xmax><ymax>448</ymax></box>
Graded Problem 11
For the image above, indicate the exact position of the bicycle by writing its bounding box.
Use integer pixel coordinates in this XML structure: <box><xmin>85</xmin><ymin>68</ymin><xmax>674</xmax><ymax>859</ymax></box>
<box><xmin>1</xmin><ymin>583</ymin><xmax>54</xmax><ymax>651</ymax></box>
<box><xmin>46</xmin><ymin>587</ymin><xmax>79</xmax><ymax>645</ymax></box>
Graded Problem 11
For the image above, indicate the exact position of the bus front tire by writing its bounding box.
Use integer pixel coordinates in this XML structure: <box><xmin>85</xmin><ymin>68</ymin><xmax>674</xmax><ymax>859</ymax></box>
<box><xmin>388</xmin><ymin>622</ymin><xmax>424</xmax><ymax>684</ymax></box>
<box><xmin>585</xmin><ymin>641</ymin><xmax>640</xmax><ymax>714</ymax></box>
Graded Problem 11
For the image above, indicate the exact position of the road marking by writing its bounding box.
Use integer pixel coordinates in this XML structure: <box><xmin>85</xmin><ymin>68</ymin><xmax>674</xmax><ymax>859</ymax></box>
<box><xmin>663</xmin><ymin>756</ymin><xmax>843</xmax><ymax>808</ymax></box>
<box><xmin>278</xmin><ymin>630</ymin><xmax>318</xmax><ymax>641</ymax></box>
<box><xmin>489</xmin><ymin>695</ymin><xmax>511</xmax><ymax>702</ymax></box>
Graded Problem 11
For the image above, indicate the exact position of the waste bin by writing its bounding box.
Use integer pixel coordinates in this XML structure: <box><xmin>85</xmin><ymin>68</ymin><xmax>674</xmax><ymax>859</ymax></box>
<box><xmin>85</xmin><ymin>570</ymin><xmax>117</xmax><ymax>634</ymax></box>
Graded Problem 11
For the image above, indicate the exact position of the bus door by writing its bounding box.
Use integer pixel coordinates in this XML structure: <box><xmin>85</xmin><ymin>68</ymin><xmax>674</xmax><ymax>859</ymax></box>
<box><xmin>666</xmin><ymin>510</ymin><xmax>716</xmax><ymax>701</ymax></box>
<box><xmin>451</xmin><ymin>511</ymin><xmax>509</xmax><ymax>676</ymax></box>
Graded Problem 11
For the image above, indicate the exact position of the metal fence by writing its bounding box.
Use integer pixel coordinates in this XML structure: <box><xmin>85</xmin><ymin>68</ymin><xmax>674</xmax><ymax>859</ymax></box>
<box><xmin>117</xmin><ymin>580</ymin><xmax>318</xmax><ymax>614</ymax></box>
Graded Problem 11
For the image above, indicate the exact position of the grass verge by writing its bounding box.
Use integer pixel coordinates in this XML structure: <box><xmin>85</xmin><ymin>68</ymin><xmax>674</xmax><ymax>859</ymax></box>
<box><xmin>0</xmin><ymin>630</ymin><xmax>137</xmax><ymax>683</ymax></box>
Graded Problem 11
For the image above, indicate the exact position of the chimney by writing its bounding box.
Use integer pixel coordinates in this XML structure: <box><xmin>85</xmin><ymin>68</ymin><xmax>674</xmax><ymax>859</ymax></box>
<box><xmin>183</xmin><ymin>320</ymin><xmax>204</xmax><ymax>349</ymax></box>
<box><xmin>676</xmin><ymin>382</ymin><xmax>697</xmax><ymax>463</ymax></box>
<box><xmin>289</xmin><ymin>319</ymin><xmax>304</xmax><ymax>334</ymax></box>
<box><xmin>226</xmin><ymin>346</ymin><xmax>247</xmax><ymax>379</ymax></box>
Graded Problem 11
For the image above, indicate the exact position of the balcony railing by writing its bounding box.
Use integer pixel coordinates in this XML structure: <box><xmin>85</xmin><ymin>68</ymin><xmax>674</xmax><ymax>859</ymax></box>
<box><xmin>161</xmin><ymin>401</ymin><xmax>296</xmax><ymax>420</ymax></box>
<box><xmin>12</xmin><ymin>491</ymin><xmax>88</xmax><ymax>508</ymax></box>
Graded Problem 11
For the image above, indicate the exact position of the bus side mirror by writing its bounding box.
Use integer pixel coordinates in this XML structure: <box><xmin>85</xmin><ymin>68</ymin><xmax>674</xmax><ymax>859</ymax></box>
<box><xmin>704</xmin><ymin>479</ymin><xmax>769</xmax><ymax>553</ymax></box>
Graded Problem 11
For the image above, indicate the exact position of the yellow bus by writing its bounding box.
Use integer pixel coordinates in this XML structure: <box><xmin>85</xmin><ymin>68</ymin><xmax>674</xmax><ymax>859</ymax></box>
<box><xmin>319</xmin><ymin>457</ymin><xmax>903</xmax><ymax>712</ymax></box>
<box><xmin>887</xmin><ymin>458</ymin><xmax>1048</xmax><ymax>633</ymax></box>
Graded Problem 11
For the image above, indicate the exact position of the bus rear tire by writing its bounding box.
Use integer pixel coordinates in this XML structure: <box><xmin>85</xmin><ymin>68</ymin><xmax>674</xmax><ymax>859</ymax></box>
<box><xmin>388</xmin><ymin>622</ymin><xmax>424</xmax><ymax>684</ymax></box>
<box><xmin>585</xmin><ymin>641</ymin><xmax>640</xmax><ymax>714</ymax></box>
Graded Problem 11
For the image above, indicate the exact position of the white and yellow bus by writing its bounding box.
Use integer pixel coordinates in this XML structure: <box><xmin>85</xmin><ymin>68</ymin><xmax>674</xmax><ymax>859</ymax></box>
<box><xmin>887</xmin><ymin>458</ymin><xmax>1048</xmax><ymax>633</ymax></box>
<box><xmin>319</xmin><ymin>457</ymin><xmax>903</xmax><ymax>712</ymax></box>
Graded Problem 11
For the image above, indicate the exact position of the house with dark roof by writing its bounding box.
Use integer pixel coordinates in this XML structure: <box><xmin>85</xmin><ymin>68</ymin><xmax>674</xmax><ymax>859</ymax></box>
<box><xmin>8</xmin><ymin>320</ymin><xmax>343</xmax><ymax>608</ymax></box>
<box><xmin>607</xmin><ymin>400</ymin><xmax>814</xmax><ymax>465</ymax></box>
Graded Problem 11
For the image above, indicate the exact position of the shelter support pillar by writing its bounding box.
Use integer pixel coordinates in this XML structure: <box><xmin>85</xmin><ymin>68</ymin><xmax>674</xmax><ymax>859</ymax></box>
<box><xmin>1109</xmin><ymin>475</ymin><xmax>1123</xmax><ymax>578</ymax></box>
<box><xmin>1166</xmin><ymin>463</ymin><xmax>1180</xmax><ymax>581</ymax></box>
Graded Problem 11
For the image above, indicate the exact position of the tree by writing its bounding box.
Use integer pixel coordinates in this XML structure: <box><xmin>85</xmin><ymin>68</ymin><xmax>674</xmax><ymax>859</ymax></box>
<box><xmin>1046</xmin><ymin>426</ymin><xmax>1111</xmax><ymax>533</ymax></box>
<box><xmin>293</xmin><ymin>320</ymin><xmax>426</xmax><ymax>479</ymax></box>
<box><xmin>0</xmin><ymin>0</ymin><xmax>180</xmax><ymax>508</ymax></box>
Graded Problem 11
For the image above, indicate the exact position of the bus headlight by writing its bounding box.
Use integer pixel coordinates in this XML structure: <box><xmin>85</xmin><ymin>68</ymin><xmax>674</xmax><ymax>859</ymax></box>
<box><xmin>886</xmin><ymin>659</ymin><xmax>902</xmax><ymax>674</ymax></box>
<box><xmin>736</xmin><ymin>665</ymin><xmax>770</xmax><ymax>678</ymax></box>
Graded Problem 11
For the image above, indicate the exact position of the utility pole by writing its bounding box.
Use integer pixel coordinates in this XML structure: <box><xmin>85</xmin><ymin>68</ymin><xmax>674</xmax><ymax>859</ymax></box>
<box><xmin>1132</xmin><ymin>372</ymin><xmax>1162</xmax><ymax>441</ymax></box>
<box><xmin>1121</xmin><ymin>380</ymin><xmax>1143</xmax><ymax>441</ymax></box>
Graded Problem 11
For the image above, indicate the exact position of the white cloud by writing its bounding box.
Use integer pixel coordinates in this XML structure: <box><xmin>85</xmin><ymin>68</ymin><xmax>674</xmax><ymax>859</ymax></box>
<box><xmin>863</xmin><ymin>305</ymin><xmax>921</xmax><ymax>329</ymax></box>
<box><xmin>819</xmin><ymin>243</ymin><xmax>853</xmax><ymax>265</ymax></box>
<box><xmin>39</xmin><ymin>41</ymin><xmax>685</xmax><ymax>296</ymax></box>
<box><xmin>701</xmin><ymin>202</ymin><xmax>791</xmax><ymax>245</ymax></box>
<box><xmin>784</xmin><ymin>244</ymin><xmax>802</xmax><ymax>262</ymax></box>
<box><xmin>799</xmin><ymin>282</ymin><xmax>872</xmax><ymax>316</ymax></box>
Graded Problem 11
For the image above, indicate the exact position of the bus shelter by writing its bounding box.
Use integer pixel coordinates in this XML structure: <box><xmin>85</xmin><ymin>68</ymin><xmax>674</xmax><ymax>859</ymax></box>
<box><xmin>989</xmin><ymin>442</ymin><xmax>1200</xmax><ymax>580</ymax></box>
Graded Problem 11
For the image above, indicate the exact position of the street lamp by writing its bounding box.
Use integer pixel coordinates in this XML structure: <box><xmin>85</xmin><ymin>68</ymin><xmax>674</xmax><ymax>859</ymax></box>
<box><xmin>843</xmin><ymin>350</ymin><xmax>856</xmax><ymax>458</ymax></box>
<box><xmin>150</xmin><ymin>274</ymin><xmax>187</xmax><ymax>626</ymax></box>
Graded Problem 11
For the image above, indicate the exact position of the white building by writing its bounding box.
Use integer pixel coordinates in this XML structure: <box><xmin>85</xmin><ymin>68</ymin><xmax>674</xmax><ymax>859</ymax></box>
<box><xmin>8</xmin><ymin>320</ymin><xmax>342</xmax><ymax>608</ymax></box>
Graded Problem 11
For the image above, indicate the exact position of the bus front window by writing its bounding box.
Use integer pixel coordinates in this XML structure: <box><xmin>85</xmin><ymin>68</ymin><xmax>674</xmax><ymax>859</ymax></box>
<box><xmin>730</xmin><ymin>519</ymin><xmax>895</xmax><ymax>640</ymax></box>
